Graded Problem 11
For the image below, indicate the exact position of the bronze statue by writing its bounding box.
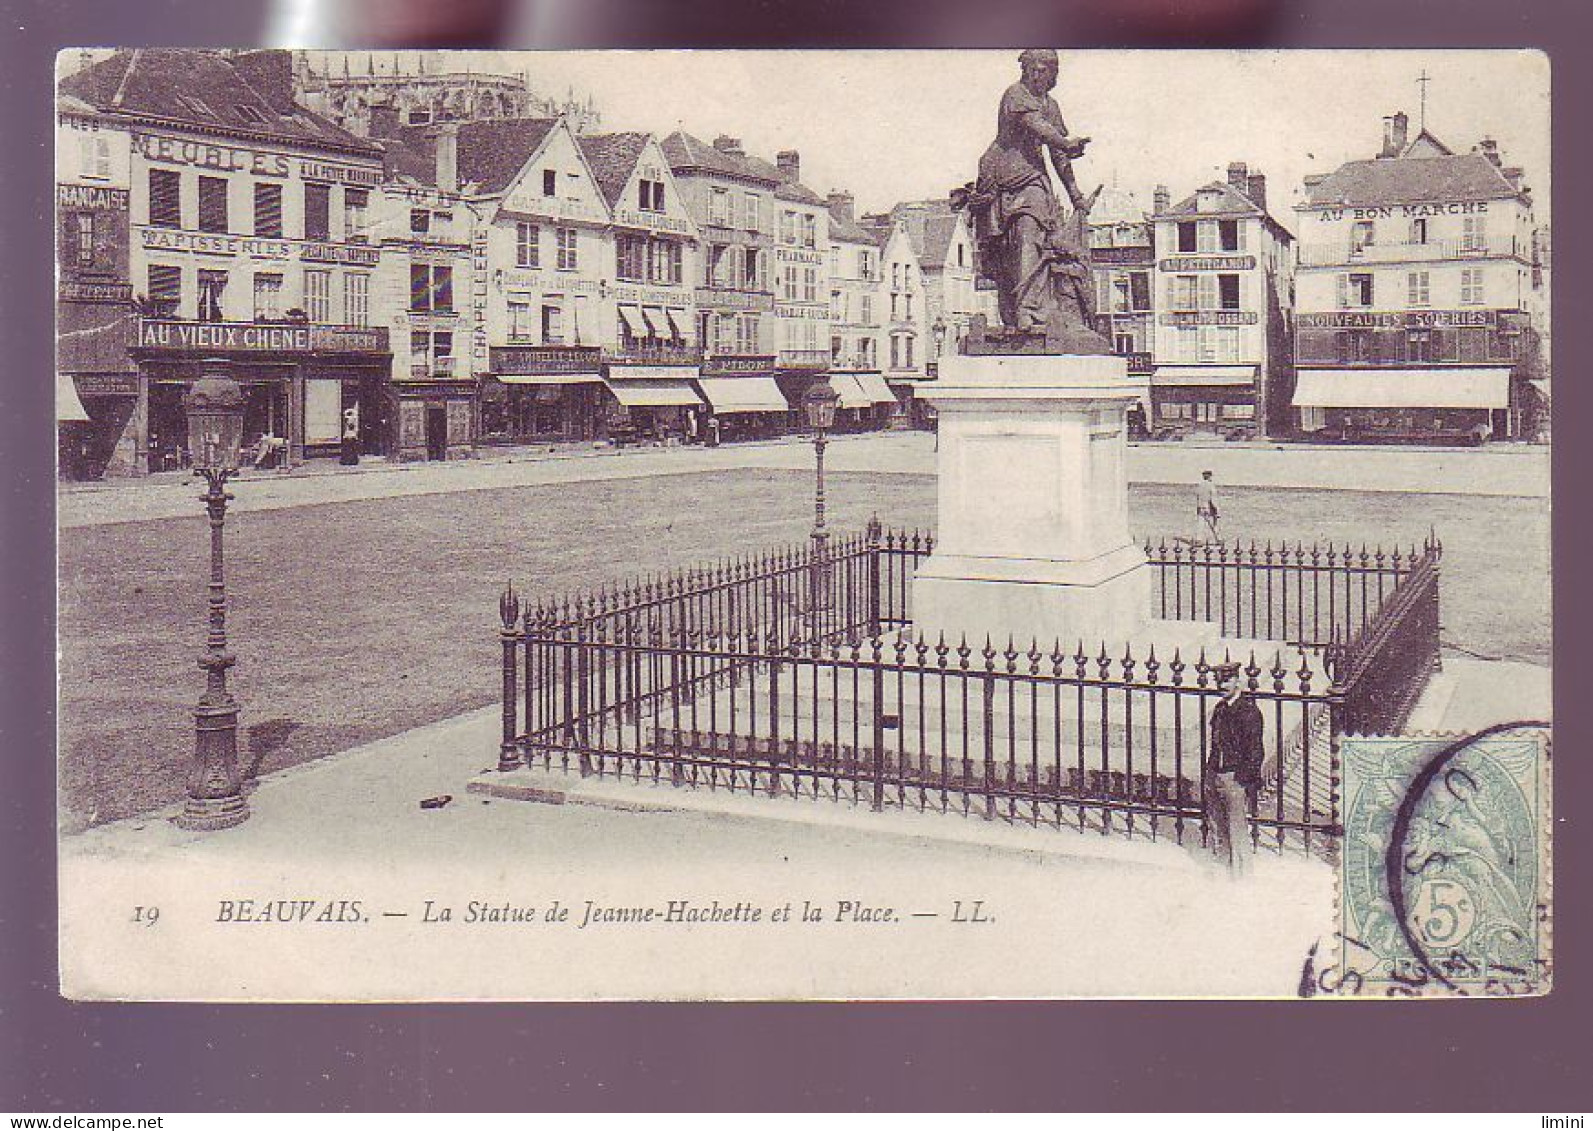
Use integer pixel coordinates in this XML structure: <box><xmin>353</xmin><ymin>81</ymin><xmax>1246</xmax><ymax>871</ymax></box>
<box><xmin>953</xmin><ymin>49</ymin><xmax>1110</xmax><ymax>354</ymax></box>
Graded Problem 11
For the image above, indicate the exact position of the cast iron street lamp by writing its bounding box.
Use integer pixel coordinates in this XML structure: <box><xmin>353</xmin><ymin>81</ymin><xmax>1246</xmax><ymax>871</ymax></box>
<box><xmin>177</xmin><ymin>359</ymin><xmax>250</xmax><ymax>831</ymax></box>
<box><xmin>802</xmin><ymin>378</ymin><xmax>840</xmax><ymax>637</ymax></box>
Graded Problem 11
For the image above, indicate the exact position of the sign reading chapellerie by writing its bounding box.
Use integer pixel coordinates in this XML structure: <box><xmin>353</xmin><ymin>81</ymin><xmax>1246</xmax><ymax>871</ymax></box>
<box><xmin>1297</xmin><ymin>309</ymin><xmax>1499</xmax><ymax>330</ymax></box>
<box><xmin>136</xmin><ymin>319</ymin><xmax>388</xmax><ymax>353</ymax></box>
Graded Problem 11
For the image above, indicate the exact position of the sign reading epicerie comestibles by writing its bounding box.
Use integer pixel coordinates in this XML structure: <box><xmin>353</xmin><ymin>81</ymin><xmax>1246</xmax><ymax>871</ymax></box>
<box><xmin>131</xmin><ymin>133</ymin><xmax>380</xmax><ymax>185</ymax></box>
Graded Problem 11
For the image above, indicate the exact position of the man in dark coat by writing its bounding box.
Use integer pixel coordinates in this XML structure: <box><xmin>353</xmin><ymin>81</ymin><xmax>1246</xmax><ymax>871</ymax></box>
<box><xmin>1206</xmin><ymin>661</ymin><xmax>1265</xmax><ymax>875</ymax></box>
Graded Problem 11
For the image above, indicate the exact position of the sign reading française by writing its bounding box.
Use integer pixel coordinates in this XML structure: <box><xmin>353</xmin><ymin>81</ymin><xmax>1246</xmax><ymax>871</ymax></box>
<box><xmin>57</xmin><ymin>184</ymin><xmax>130</xmax><ymax>212</ymax></box>
<box><xmin>137</xmin><ymin>319</ymin><xmax>388</xmax><ymax>353</ymax></box>
<box><xmin>490</xmin><ymin>345</ymin><xmax>603</xmax><ymax>375</ymax></box>
<box><xmin>1297</xmin><ymin>309</ymin><xmax>1499</xmax><ymax>330</ymax></box>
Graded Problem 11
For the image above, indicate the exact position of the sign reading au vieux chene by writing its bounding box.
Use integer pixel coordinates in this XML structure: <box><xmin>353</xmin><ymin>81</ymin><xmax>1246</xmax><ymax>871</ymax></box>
<box><xmin>136</xmin><ymin>319</ymin><xmax>387</xmax><ymax>353</ymax></box>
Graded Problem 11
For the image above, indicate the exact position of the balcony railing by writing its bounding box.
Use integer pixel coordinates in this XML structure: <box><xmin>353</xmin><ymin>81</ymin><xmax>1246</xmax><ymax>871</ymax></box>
<box><xmin>410</xmin><ymin>357</ymin><xmax>457</xmax><ymax>379</ymax></box>
<box><xmin>1299</xmin><ymin>234</ymin><xmax>1525</xmax><ymax>267</ymax></box>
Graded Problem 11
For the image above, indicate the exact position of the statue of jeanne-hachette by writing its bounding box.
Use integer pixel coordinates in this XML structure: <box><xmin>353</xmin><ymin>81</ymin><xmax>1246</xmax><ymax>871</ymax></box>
<box><xmin>954</xmin><ymin>49</ymin><xmax>1109</xmax><ymax>353</ymax></box>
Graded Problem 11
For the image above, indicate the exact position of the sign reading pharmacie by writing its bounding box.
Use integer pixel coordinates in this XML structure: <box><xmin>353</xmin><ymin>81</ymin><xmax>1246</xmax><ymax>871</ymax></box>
<box><xmin>136</xmin><ymin>319</ymin><xmax>389</xmax><ymax>353</ymax></box>
<box><xmin>1158</xmin><ymin>255</ymin><xmax>1257</xmax><ymax>272</ymax></box>
<box><xmin>1158</xmin><ymin>310</ymin><xmax>1259</xmax><ymax>326</ymax></box>
<box><xmin>490</xmin><ymin>345</ymin><xmax>603</xmax><ymax>375</ymax></box>
<box><xmin>1297</xmin><ymin>309</ymin><xmax>1500</xmax><ymax>330</ymax></box>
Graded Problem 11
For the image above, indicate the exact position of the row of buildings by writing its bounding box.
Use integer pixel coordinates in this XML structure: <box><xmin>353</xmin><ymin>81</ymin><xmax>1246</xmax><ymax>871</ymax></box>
<box><xmin>55</xmin><ymin>50</ymin><xmax>1549</xmax><ymax>479</ymax></box>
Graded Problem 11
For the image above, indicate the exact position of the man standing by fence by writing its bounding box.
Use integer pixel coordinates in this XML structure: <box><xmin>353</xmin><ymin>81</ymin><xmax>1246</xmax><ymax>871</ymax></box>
<box><xmin>1206</xmin><ymin>660</ymin><xmax>1264</xmax><ymax>876</ymax></box>
<box><xmin>1196</xmin><ymin>469</ymin><xmax>1220</xmax><ymax>542</ymax></box>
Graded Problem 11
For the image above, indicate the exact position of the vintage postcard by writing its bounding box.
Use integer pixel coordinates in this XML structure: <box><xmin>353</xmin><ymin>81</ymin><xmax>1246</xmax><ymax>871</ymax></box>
<box><xmin>54</xmin><ymin>48</ymin><xmax>1551</xmax><ymax>1000</ymax></box>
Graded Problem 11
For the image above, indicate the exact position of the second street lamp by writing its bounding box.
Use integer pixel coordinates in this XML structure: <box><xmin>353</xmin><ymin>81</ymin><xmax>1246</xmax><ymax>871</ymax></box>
<box><xmin>801</xmin><ymin>378</ymin><xmax>840</xmax><ymax>639</ymax></box>
<box><xmin>177</xmin><ymin>358</ymin><xmax>250</xmax><ymax>832</ymax></box>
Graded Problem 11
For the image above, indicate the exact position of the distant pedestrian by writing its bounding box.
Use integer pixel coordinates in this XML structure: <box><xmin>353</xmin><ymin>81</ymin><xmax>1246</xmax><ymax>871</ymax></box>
<box><xmin>340</xmin><ymin>406</ymin><xmax>360</xmax><ymax>466</ymax></box>
<box><xmin>1205</xmin><ymin>661</ymin><xmax>1265</xmax><ymax>877</ymax></box>
<box><xmin>707</xmin><ymin>415</ymin><xmax>721</xmax><ymax>448</ymax></box>
<box><xmin>1196</xmin><ymin>469</ymin><xmax>1220</xmax><ymax>542</ymax></box>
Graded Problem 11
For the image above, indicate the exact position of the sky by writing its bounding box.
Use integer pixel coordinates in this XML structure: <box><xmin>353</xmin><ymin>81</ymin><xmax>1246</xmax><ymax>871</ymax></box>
<box><xmin>314</xmin><ymin>49</ymin><xmax>1551</xmax><ymax>230</ymax></box>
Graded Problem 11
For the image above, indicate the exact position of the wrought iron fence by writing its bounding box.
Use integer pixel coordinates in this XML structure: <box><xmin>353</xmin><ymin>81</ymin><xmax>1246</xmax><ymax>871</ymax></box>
<box><xmin>496</xmin><ymin>526</ymin><xmax>1442</xmax><ymax>858</ymax></box>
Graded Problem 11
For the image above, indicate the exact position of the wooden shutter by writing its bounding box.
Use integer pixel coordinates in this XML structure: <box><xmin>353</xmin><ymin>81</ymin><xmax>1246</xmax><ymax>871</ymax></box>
<box><xmin>254</xmin><ymin>183</ymin><xmax>283</xmax><ymax>238</ymax></box>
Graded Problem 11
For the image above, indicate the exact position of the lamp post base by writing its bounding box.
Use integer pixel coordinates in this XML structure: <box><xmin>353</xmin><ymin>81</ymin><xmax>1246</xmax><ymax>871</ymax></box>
<box><xmin>174</xmin><ymin>793</ymin><xmax>250</xmax><ymax>831</ymax></box>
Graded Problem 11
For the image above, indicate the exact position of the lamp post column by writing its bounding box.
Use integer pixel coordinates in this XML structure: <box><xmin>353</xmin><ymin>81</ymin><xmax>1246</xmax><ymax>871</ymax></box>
<box><xmin>809</xmin><ymin>424</ymin><xmax>830</xmax><ymax>639</ymax></box>
<box><xmin>177</xmin><ymin>467</ymin><xmax>249</xmax><ymax>831</ymax></box>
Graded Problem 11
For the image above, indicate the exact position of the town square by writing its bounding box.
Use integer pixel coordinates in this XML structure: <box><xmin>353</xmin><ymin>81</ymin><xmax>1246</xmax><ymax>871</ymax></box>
<box><xmin>51</xmin><ymin>48</ymin><xmax>1551</xmax><ymax>1000</ymax></box>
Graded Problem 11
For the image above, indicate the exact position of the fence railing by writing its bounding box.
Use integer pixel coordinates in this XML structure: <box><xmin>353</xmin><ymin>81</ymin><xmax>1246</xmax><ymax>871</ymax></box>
<box><xmin>496</xmin><ymin>526</ymin><xmax>1442</xmax><ymax>857</ymax></box>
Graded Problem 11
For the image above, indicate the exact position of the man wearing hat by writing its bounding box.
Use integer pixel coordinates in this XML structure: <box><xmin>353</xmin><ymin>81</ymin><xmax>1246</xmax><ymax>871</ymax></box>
<box><xmin>1196</xmin><ymin>469</ymin><xmax>1220</xmax><ymax>542</ymax></box>
<box><xmin>1206</xmin><ymin>660</ymin><xmax>1265</xmax><ymax>875</ymax></box>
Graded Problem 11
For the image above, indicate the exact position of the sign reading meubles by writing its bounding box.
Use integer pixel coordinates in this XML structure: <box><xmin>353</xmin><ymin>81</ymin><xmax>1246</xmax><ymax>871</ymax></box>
<box><xmin>136</xmin><ymin>319</ymin><xmax>388</xmax><ymax>353</ymax></box>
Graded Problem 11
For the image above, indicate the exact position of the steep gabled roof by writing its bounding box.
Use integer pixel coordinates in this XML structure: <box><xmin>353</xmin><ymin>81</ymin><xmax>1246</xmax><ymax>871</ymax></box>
<box><xmin>58</xmin><ymin>48</ymin><xmax>378</xmax><ymax>156</ymax></box>
<box><xmin>1302</xmin><ymin>150</ymin><xmax>1522</xmax><ymax>209</ymax></box>
<box><xmin>827</xmin><ymin>204</ymin><xmax>876</xmax><ymax>245</ymax></box>
<box><xmin>660</xmin><ymin>130</ymin><xmax>781</xmax><ymax>186</ymax></box>
<box><xmin>448</xmin><ymin>117</ymin><xmax>560</xmax><ymax>195</ymax></box>
<box><xmin>576</xmin><ymin>131</ymin><xmax>651</xmax><ymax>207</ymax></box>
<box><xmin>881</xmin><ymin>200</ymin><xmax>964</xmax><ymax>271</ymax></box>
<box><xmin>1160</xmin><ymin>181</ymin><xmax>1261</xmax><ymax>219</ymax></box>
<box><xmin>1401</xmin><ymin>127</ymin><xmax>1453</xmax><ymax>158</ymax></box>
<box><xmin>378</xmin><ymin>134</ymin><xmax>440</xmax><ymax>186</ymax></box>
<box><xmin>775</xmin><ymin>179</ymin><xmax>824</xmax><ymax>206</ymax></box>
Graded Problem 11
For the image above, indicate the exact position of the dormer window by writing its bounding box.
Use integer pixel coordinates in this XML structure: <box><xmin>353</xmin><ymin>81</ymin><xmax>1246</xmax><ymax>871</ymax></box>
<box><xmin>233</xmin><ymin>104</ymin><xmax>268</xmax><ymax>125</ymax></box>
<box><xmin>175</xmin><ymin>93</ymin><xmax>213</xmax><ymax>118</ymax></box>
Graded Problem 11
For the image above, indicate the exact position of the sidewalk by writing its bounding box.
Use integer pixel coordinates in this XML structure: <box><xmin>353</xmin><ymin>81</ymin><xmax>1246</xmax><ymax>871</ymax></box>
<box><xmin>58</xmin><ymin>431</ymin><xmax>1550</xmax><ymax>529</ymax></box>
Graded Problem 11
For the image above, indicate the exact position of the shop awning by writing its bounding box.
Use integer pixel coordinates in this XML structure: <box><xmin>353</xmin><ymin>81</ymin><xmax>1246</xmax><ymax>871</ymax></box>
<box><xmin>851</xmin><ymin>372</ymin><xmax>897</xmax><ymax>404</ymax></box>
<box><xmin>665</xmin><ymin>308</ymin><xmax>688</xmax><ymax>339</ymax></box>
<box><xmin>495</xmin><ymin>373</ymin><xmax>605</xmax><ymax>385</ymax></box>
<box><xmin>830</xmin><ymin>374</ymin><xmax>874</xmax><ymax>410</ymax></box>
<box><xmin>57</xmin><ymin>374</ymin><xmax>90</xmax><ymax>422</ymax></box>
<box><xmin>697</xmin><ymin>376</ymin><xmax>791</xmax><ymax>414</ymax></box>
<box><xmin>1152</xmin><ymin>365</ymin><xmax>1257</xmax><ymax>387</ymax></box>
<box><xmin>603</xmin><ymin>377</ymin><xmax>702</xmax><ymax>407</ymax></box>
<box><xmin>617</xmin><ymin>305</ymin><xmax>648</xmax><ymax>337</ymax></box>
<box><xmin>640</xmin><ymin>307</ymin><xmax>667</xmax><ymax>336</ymax></box>
<box><xmin>1293</xmin><ymin>368</ymin><xmax>1511</xmax><ymax>410</ymax></box>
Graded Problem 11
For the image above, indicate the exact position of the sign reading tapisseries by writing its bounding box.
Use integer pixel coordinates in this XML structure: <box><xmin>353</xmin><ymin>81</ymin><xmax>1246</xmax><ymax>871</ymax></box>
<box><xmin>131</xmin><ymin>133</ymin><xmax>381</xmax><ymax>185</ymax></box>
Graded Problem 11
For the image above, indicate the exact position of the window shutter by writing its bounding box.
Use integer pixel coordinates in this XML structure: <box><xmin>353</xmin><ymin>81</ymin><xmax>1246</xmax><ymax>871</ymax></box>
<box><xmin>1197</xmin><ymin>275</ymin><xmax>1218</xmax><ymax>311</ymax></box>
<box><xmin>149</xmin><ymin>169</ymin><xmax>181</xmax><ymax>228</ymax></box>
<box><xmin>410</xmin><ymin>263</ymin><xmax>430</xmax><ymax>311</ymax></box>
<box><xmin>1336</xmin><ymin>274</ymin><xmax>1348</xmax><ymax>309</ymax></box>
<box><xmin>254</xmin><ymin>184</ymin><xmax>282</xmax><ymax>238</ymax></box>
<box><xmin>433</xmin><ymin>266</ymin><xmax>453</xmax><ymax>311</ymax></box>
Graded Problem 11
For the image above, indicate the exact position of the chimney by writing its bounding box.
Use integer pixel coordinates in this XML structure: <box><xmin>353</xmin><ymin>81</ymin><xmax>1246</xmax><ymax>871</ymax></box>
<box><xmin>369</xmin><ymin>103</ymin><xmax>401</xmax><ymax>139</ymax></box>
<box><xmin>1478</xmin><ymin>137</ymin><xmax>1501</xmax><ymax>167</ymax></box>
<box><xmin>1503</xmin><ymin>166</ymin><xmax>1524</xmax><ymax>191</ymax></box>
<box><xmin>436</xmin><ymin>123</ymin><xmax>459</xmax><ymax>193</ymax></box>
<box><xmin>1247</xmin><ymin>173</ymin><xmax>1267</xmax><ymax>211</ymax></box>
<box><xmin>1153</xmin><ymin>184</ymin><xmax>1170</xmax><ymax>214</ymax></box>
<box><xmin>1391</xmin><ymin>111</ymin><xmax>1409</xmax><ymax>156</ymax></box>
<box><xmin>776</xmin><ymin>149</ymin><xmax>800</xmax><ymax>182</ymax></box>
<box><xmin>1227</xmin><ymin>161</ymin><xmax>1249</xmax><ymax>192</ymax></box>
<box><xmin>712</xmin><ymin>134</ymin><xmax>744</xmax><ymax>156</ymax></box>
<box><xmin>827</xmin><ymin>190</ymin><xmax>854</xmax><ymax>222</ymax></box>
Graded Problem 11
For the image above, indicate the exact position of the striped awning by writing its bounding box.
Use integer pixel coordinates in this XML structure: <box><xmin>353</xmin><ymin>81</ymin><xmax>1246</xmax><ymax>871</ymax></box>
<box><xmin>603</xmin><ymin>377</ymin><xmax>702</xmax><ymax>407</ymax></box>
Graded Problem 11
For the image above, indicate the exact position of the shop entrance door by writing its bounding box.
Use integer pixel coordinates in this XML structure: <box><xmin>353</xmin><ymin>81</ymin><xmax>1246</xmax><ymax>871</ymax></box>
<box><xmin>425</xmin><ymin>404</ymin><xmax>448</xmax><ymax>461</ymax></box>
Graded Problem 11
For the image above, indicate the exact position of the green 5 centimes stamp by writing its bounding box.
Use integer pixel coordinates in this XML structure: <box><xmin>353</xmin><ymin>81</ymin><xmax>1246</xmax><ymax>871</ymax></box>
<box><xmin>1333</xmin><ymin>728</ymin><xmax>1551</xmax><ymax>998</ymax></box>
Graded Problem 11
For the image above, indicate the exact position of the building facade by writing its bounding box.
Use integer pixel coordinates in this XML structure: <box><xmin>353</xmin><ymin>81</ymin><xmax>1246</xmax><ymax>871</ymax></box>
<box><xmin>1087</xmin><ymin>186</ymin><xmax>1157</xmax><ymax>389</ymax></box>
<box><xmin>1149</xmin><ymin>164</ymin><xmax>1295</xmax><ymax>438</ymax></box>
<box><xmin>770</xmin><ymin>151</ymin><xmax>836</xmax><ymax>422</ymax></box>
<box><xmin>882</xmin><ymin>200</ymin><xmax>979</xmax><ymax>370</ymax></box>
<box><xmin>56</xmin><ymin>89</ymin><xmax>137</xmax><ymax>479</ymax></box>
<box><xmin>825</xmin><ymin>190</ymin><xmax>893</xmax><ymax>428</ymax></box>
<box><xmin>59</xmin><ymin>49</ymin><xmax>394</xmax><ymax>476</ymax></box>
<box><xmin>1292</xmin><ymin>113</ymin><xmax>1543</xmax><ymax>442</ymax></box>
<box><xmin>863</xmin><ymin>215</ymin><xmax>930</xmax><ymax>424</ymax></box>
<box><xmin>663</xmin><ymin>132</ymin><xmax>790</xmax><ymax>438</ymax></box>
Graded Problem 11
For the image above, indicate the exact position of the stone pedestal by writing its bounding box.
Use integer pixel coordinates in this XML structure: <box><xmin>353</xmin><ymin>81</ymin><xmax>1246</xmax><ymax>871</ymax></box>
<box><xmin>912</xmin><ymin>352</ymin><xmax>1152</xmax><ymax>648</ymax></box>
